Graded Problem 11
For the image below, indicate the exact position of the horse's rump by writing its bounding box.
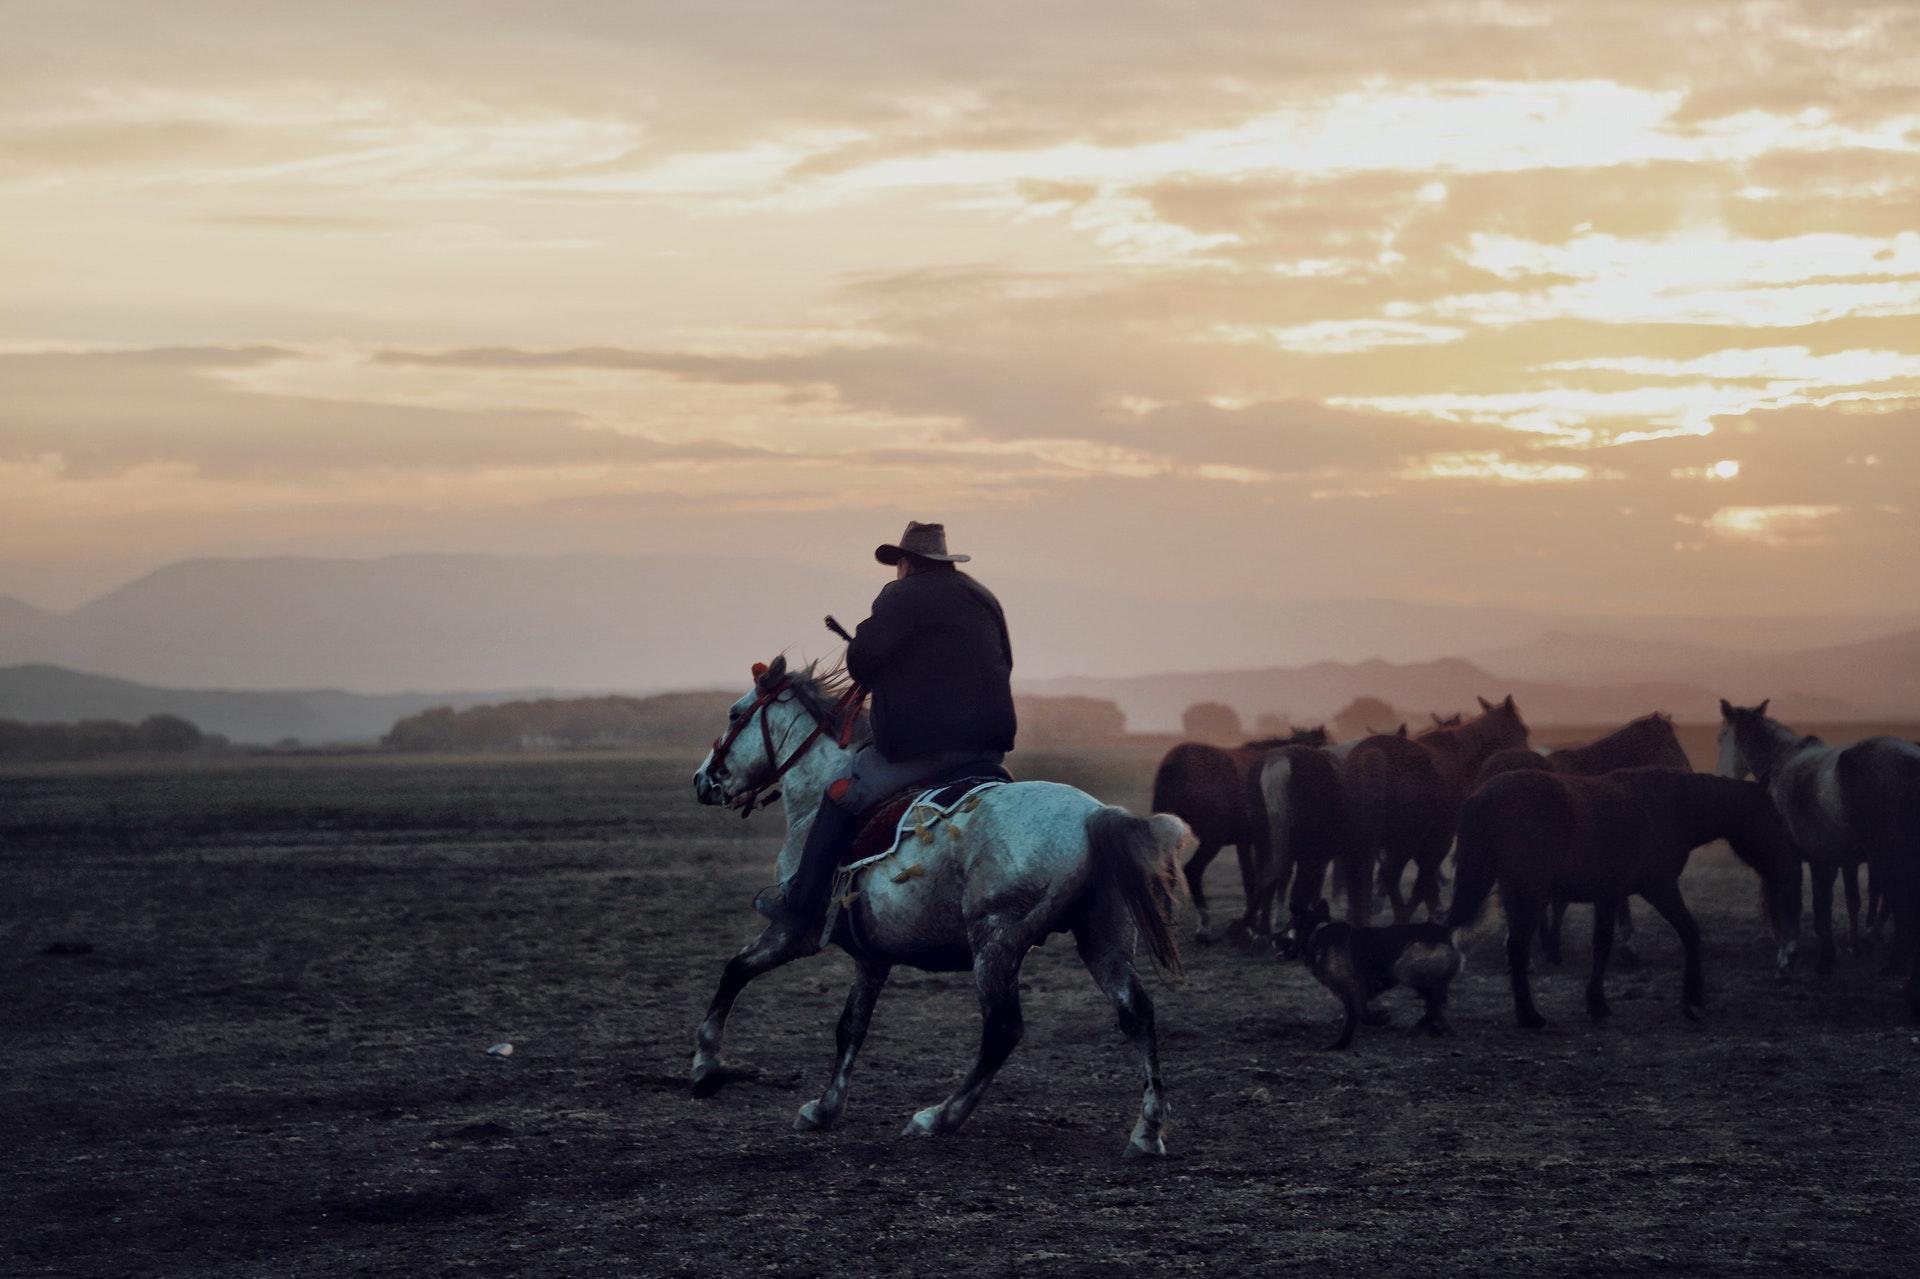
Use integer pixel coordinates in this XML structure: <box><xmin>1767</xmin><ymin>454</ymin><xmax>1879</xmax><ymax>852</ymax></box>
<box><xmin>1151</xmin><ymin>742</ymin><xmax>1261</xmax><ymax>846</ymax></box>
<box><xmin>1471</xmin><ymin>747</ymin><xmax>1553</xmax><ymax>795</ymax></box>
<box><xmin>1085</xmin><ymin>806</ymin><xmax>1188</xmax><ymax>975</ymax></box>
<box><xmin>1343</xmin><ymin>733</ymin><xmax>1452</xmax><ymax>844</ymax></box>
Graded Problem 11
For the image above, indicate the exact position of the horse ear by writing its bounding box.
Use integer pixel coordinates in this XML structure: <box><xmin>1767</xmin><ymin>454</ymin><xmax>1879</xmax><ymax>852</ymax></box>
<box><xmin>1396</xmin><ymin>723</ymin><xmax>1408</xmax><ymax>737</ymax></box>
<box><xmin>1478</xmin><ymin>696</ymin><xmax>1493</xmax><ymax>711</ymax></box>
<box><xmin>757</xmin><ymin>655</ymin><xmax>787</xmax><ymax>689</ymax></box>
<box><xmin>1719</xmin><ymin>698</ymin><xmax>1733</xmax><ymax>720</ymax></box>
<box><xmin>1756</xmin><ymin>698</ymin><xmax>1769</xmax><ymax>716</ymax></box>
<box><xmin>1503</xmin><ymin>694</ymin><xmax>1516</xmax><ymax>711</ymax></box>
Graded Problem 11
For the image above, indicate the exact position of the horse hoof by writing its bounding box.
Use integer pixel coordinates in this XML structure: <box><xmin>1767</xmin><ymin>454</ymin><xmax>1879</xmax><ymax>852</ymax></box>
<box><xmin>901</xmin><ymin>1108</ymin><xmax>942</xmax><ymax>1138</ymax></box>
<box><xmin>1587</xmin><ymin>1001</ymin><xmax>1611</xmax><ymax>1023</ymax></box>
<box><xmin>795</xmin><ymin>1100</ymin><xmax>832</xmax><ymax>1133</ymax></box>
<box><xmin>690</xmin><ymin>1056</ymin><xmax>725</xmax><ymax>1098</ymax></box>
<box><xmin>1123</xmin><ymin>1135</ymin><xmax>1167</xmax><ymax>1160</ymax></box>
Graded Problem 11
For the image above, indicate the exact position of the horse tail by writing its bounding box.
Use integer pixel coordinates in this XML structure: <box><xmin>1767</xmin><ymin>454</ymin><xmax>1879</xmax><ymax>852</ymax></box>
<box><xmin>1247</xmin><ymin>751</ymin><xmax>1288</xmax><ymax>909</ymax></box>
<box><xmin>1149</xmin><ymin>747</ymin><xmax>1186</xmax><ymax>817</ymax></box>
<box><xmin>1447</xmin><ymin>788</ymin><xmax>1499</xmax><ymax>932</ymax></box>
<box><xmin>1086</xmin><ymin>806</ymin><xmax>1188</xmax><ymax>977</ymax></box>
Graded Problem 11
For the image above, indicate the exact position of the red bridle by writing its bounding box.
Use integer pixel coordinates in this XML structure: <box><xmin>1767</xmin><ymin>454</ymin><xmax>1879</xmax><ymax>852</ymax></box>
<box><xmin>708</xmin><ymin>670</ymin><xmax>865</xmax><ymax>818</ymax></box>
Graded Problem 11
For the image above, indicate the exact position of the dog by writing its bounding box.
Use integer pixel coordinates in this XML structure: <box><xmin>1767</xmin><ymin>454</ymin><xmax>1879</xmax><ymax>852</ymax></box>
<box><xmin>1288</xmin><ymin>898</ymin><xmax>1462</xmax><ymax>1049</ymax></box>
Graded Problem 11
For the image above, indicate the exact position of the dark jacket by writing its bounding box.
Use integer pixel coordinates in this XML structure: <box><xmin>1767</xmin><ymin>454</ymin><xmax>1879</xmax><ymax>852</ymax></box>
<box><xmin>846</xmin><ymin>566</ymin><xmax>1017</xmax><ymax>761</ymax></box>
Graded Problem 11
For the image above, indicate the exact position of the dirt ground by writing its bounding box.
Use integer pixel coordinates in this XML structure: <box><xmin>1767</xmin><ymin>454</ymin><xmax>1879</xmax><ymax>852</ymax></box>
<box><xmin>5</xmin><ymin>745</ymin><xmax>1919</xmax><ymax>1277</ymax></box>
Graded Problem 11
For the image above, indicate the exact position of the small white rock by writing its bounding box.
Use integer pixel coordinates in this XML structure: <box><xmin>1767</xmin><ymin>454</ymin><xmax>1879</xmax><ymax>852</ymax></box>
<box><xmin>487</xmin><ymin>1042</ymin><xmax>514</xmax><ymax>1057</ymax></box>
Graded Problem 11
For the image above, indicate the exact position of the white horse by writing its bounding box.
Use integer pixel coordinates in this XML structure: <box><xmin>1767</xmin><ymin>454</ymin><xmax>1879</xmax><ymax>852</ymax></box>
<box><xmin>1718</xmin><ymin>699</ymin><xmax>1920</xmax><ymax>1017</ymax></box>
<box><xmin>689</xmin><ymin>655</ymin><xmax>1192</xmax><ymax>1157</ymax></box>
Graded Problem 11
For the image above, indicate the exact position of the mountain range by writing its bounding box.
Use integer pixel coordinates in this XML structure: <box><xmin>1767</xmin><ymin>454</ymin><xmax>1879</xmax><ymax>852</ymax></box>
<box><xmin>0</xmin><ymin>553</ymin><xmax>1912</xmax><ymax>738</ymax></box>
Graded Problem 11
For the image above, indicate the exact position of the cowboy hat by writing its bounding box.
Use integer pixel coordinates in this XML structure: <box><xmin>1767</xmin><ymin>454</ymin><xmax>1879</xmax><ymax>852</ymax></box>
<box><xmin>875</xmin><ymin>520</ymin><xmax>971</xmax><ymax>565</ymax></box>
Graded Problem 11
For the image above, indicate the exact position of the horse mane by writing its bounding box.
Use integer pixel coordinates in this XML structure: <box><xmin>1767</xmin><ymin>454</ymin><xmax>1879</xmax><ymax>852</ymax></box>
<box><xmin>793</xmin><ymin>657</ymin><xmax>871</xmax><ymax>745</ymax></box>
<box><xmin>1548</xmin><ymin>713</ymin><xmax>1686</xmax><ymax>774</ymax></box>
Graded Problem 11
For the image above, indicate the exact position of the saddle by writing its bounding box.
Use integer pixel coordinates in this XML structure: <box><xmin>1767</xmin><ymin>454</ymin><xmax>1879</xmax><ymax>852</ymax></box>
<box><xmin>823</xmin><ymin>767</ymin><xmax>1013</xmax><ymax>956</ymax></box>
<box><xmin>847</xmin><ymin>768</ymin><xmax>1012</xmax><ymax>861</ymax></box>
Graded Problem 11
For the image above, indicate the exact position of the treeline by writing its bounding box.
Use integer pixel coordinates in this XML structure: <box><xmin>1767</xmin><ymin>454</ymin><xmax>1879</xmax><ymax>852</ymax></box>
<box><xmin>383</xmin><ymin>691</ymin><xmax>1133</xmax><ymax>752</ymax></box>
<box><xmin>0</xmin><ymin>713</ymin><xmax>222</xmax><ymax>761</ymax></box>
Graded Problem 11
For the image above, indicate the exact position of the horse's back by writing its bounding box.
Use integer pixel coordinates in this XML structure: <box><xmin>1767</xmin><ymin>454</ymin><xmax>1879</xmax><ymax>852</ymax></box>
<box><xmin>1151</xmin><ymin>741</ymin><xmax>1256</xmax><ymax>844</ymax></box>
<box><xmin>855</xmin><ymin>780</ymin><xmax>1107</xmax><ymax>962</ymax></box>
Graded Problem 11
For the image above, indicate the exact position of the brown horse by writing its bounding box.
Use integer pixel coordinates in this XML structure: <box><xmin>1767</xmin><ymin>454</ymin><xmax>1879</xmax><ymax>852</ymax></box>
<box><xmin>1246</xmin><ymin>743</ymin><xmax>1375</xmax><ymax>941</ymax></box>
<box><xmin>1449</xmin><ymin>767</ymin><xmax>1802</xmax><ymax>1028</ymax></box>
<box><xmin>1472</xmin><ymin>713</ymin><xmax>1692</xmax><ymax>964</ymax></box>
<box><xmin>1152</xmin><ymin>728</ymin><xmax>1327</xmax><ymax>940</ymax></box>
<box><xmin>1344</xmin><ymin>695</ymin><xmax>1531</xmax><ymax>922</ymax></box>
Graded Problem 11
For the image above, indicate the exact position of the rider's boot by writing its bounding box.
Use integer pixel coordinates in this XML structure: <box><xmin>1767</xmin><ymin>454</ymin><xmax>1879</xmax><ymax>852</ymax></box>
<box><xmin>753</xmin><ymin>797</ymin><xmax>860</xmax><ymax>951</ymax></box>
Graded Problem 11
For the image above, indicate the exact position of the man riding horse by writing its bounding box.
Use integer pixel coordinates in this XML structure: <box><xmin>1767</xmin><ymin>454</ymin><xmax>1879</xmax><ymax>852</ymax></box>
<box><xmin>753</xmin><ymin>521</ymin><xmax>1017</xmax><ymax>950</ymax></box>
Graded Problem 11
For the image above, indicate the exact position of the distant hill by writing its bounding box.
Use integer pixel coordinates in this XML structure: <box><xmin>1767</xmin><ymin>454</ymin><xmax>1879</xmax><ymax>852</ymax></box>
<box><xmin>0</xmin><ymin>665</ymin><xmax>561</xmax><ymax>745</ymax></box>
<box><xmin>1</xmin><ymin>553</ymin><xmax>1913</xmax><ymax>694</ymax></box>
<box><xmin>1473</xmin><ymin>628</ymin><xmax>1920</xmax><ymax>715</ymax></box>
<box><xmin>1026</xmin><ymin>656</ymin><xmax>1865</xmax><ymax>734</ymax></box>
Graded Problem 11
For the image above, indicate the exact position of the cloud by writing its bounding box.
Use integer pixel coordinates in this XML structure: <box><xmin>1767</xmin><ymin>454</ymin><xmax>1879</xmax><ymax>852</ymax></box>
<box><xmin>0</xmin><ymin>347</ymin><xmax>761</xmax><ymax>479</ymax></box>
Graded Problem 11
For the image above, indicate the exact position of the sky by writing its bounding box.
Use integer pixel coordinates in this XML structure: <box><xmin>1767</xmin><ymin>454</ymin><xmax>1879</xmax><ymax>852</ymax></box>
<box><xmin>2</xmin><ymin>0</ymin><xmax>1917</xmax><ymax>615</ymax></box>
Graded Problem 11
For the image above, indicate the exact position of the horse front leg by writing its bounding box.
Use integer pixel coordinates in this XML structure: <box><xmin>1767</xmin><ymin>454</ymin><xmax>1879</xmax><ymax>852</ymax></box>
<box><xmin>1586</xmin><ymin>897</ymin><xmax>1617</xmax><ymax>1022</ymax></box>
<box><xmin>904</xmin><ymin>935</ymin><xmax>1027</xmax><ymax>1138</ymax></box>
<box><xmin>1642</xmin><ymin>880</ymin><xmax>1705</xmax><ymax>1020</ymax></box>
<box><xmin>691</xmin><ymin>923</ymin><xmax>810</xmax><ymax>1096</ymax></box>
<box><xmin>796</xmin><ymin>959</ymin><xmax>891</xmax><ymax>1132</ymax></box>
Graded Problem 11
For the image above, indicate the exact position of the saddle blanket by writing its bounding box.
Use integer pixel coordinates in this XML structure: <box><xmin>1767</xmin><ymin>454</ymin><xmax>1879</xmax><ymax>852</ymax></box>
<box><xmin>821</xmin><ymin>777</ymin><xmax>1009</xmax><ymax>950</ymax></box>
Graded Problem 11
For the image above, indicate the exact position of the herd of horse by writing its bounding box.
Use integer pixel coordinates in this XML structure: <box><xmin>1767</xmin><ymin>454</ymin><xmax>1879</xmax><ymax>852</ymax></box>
<box><xmin>690</xmin><ymin>655</ymin><xmax>1920</xmax><ymax>1158</ymax></box>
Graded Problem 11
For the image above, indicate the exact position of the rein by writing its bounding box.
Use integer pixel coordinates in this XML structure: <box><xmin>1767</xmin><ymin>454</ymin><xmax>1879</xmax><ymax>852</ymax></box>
<box><xmin>710</xmin><ymin>677</ymin><xmax>866</xmax><ymax>818</ymax></box>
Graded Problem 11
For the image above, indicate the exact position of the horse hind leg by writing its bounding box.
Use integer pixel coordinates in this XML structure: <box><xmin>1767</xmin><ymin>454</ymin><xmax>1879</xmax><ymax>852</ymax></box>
<box><xmin>1541</xmin><ymin>898</ymin><xmax>1567</xmax><ymax>966</ymax></box>
<box><xmin>1506</xmin><ymin>889</ymin><xmax>1548</xmax><ymax>1029</ymax></box>
<box><xmin>1184</xmin><ymin>841</ymin><xmax>1222</xmax><ymax>942</ymax></box>
<box><xmin>1842</xmin><ymin>861</ymin><xmax>1865</xmax><ymax>956</ymax></box>
<box><xmin>904</xmin><ymin>933</ymin><xmax>1028</xmax><ymax>1139</ymax></box>
<box><xmin>1073</xmin><ymin>913</ymin><xmax>1169</xmax><ymax>1159</ymax></box>
<box><xmin>1810</xmin><ymin>861</ymin><xmax>1838</xmax><ymax>974</ymax></box>
<box><xmin>692</xmin><ymin>924</ymin><xmax>810</xmax><ymax>1096</ymax></box>
<box><xmin>795</xmin><ymin>959</ymin><xmax>891</xmax><ymax>1132</ymax></box>
<box><xmin>1642</xmin><ymin>879</ymin><xmax>1705</xmax><ymax>1020</ymax></box>
<box><xmin>1613</xmin><ymin>896</ymin><xmax>1640</xmax><ymax>969</ymax></box>
<box><xmin>1586</xmin><ymin>897</ymin><xmax>1617</xmax><ymax>1023</ymax></box>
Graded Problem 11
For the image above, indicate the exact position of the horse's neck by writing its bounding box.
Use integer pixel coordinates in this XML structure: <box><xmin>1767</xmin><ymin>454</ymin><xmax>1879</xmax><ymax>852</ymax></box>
<box><xmin>772</xmin><ymin>709</ymin><xmax>854</xmax><ymax>838</ymax></box>
<box><xmin>1759</xmin><ymin>720</ymin><xmax>1817</xmax><ymax>777</ymax></box>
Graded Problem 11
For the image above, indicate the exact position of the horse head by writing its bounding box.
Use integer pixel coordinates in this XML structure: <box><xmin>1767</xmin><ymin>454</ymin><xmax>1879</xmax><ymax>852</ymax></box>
<box><xmin>693</xmin><ymin>655</ymin><xmax>793</xmax><ymax>807</ymax></box>
<box><xmin>1468</xmin><ymin>694</ymin><xmax>1531</xmax><ymax>753</ymax></box>
<box><xmin>1716</xmin><ymin>697</ymin><xmax>1773</xmax><ymax>782</ymax></box>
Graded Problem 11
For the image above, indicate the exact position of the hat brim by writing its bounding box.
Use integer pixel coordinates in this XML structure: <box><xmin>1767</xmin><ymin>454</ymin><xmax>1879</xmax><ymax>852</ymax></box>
<box><xmin>875</xmin><ymin>544</ymin><xmax>970</xmax><ymax>565</ymax></box>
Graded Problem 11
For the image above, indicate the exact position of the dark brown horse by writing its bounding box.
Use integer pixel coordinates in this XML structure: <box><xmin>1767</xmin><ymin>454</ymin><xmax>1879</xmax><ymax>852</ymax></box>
<box><xmin>1246</xmin><ymin>743</ymin><xmax>1375</xmax><ymax>941</ymax></box>
<box><xmin>1472</xmin><ymin>713</ymin><xmax>1693</xmax><ymax>964</ymax></box>
<box><xmin>1152</xmin><ymin>728</ymin><xmax>1327</xmax><ymax>941</ymax></box>
<box><xmin>1344</xmin><ymin>695</ymin><xmax>1531</xmax><ymax>922</ymax></box>
<box><xmin>1449</xmin><ymin>767</ymin><xmax>1802</xmax><ymax>1028</ymax></box>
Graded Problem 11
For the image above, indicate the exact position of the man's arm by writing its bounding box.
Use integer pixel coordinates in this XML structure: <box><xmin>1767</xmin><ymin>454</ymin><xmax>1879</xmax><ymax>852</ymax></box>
<box><xmin>846</xmin><ymin>580</ymin><xmax>916</xmax><ymax>683</ymax></box>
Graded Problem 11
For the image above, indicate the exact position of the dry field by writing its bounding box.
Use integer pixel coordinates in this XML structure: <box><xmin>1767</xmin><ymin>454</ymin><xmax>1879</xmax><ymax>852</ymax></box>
<box><xmin>5</xmin><ymin>743</ymin><xmax>1919</xmax><ymax>1277</ymax></box>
